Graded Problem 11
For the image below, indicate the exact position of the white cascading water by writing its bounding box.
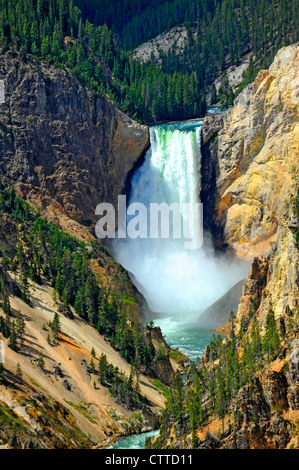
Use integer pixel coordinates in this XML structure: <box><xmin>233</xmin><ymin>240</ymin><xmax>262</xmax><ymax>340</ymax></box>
<box><xmin>111</xmin><ymin>120</ymin><xmax>248</xmax><ymax>323</ymax></box>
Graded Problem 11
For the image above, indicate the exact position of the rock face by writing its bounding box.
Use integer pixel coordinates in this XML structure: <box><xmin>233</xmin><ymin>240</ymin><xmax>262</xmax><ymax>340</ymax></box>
<box><xmin>201</xmin><ymin>43</ymin><xmax>299</xmax><ymax>258</ymax></box>
<box><xmin>235</xmin><ymin>207</ymin><xmax>298</xmax><ymax>326</ymax></box>
<box><xmin>198</xmin><ymin>279</ymin><xmax>244</xmax><ymax>329</ymax></box>
<box><xmin>0</xmin><ymin>52</ymin><xmax>149</xmax><ymax>233</ymax></box>
<box><xmin>221</xmin><ymin>374</ymin><xmax>293</xmax><ymax>449</ymax></box>
<box><xmin>133</xmin><ymin>26</ymin><xmax>192</xmax><ymax>65</ymax></box>
<box><xmin>207</xmin><ymin>205</ymin><xmax>298</xmax><ymax>448</ymax></box>
<box><xmin>154</xmin><ymin>44</ymin><xmax>299</xmax><ymax>451</ymax></box>
<box><xmin>157</xmin><ymin>216</ymin><xmax>298</xmax><ymax>449</ymax></box>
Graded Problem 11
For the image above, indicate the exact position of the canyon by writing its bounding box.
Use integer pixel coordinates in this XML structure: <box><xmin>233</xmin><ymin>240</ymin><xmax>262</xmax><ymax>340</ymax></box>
<box><xmin>0</xmin><ymin>41</ymin><xmax>298</xmax><ymax>448</ymax></box>
<box><xmin>201</xmin><ymin>43</ymin><xmax>299</xmax><ymax>259</ymax></box>
<box><xmin>151</xmin><ymin>44</ymin><xmax>299</xmax><ymax>449</ymax></box>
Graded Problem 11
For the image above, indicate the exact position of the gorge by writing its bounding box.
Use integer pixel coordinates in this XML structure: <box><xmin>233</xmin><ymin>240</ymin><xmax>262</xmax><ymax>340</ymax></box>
<box><xmin>109</xmin><ymin>43</ymin><xmax>299</xmax><ymax>449</ymax></box>
<box><xmin>0</xmin><ymin>17</ymin><xmax>298</xmax><ymax>448</ymax></box>
<box><xmin>111</xmin><ymin>118</ymin><xmax>249</xmax><ymax>358</ymax></box>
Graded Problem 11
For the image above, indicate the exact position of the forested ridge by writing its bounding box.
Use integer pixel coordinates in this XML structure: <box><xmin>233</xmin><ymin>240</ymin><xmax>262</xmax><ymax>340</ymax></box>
<box><xmin>76</xmin><ymin>0</ymin><xmax>298</xmax><ymax>106</ymax></box>
<box><xmin>0</xmin><ymin>0</ymin><xmax>297</xmax><ymax>122</ymax></box>
<box><xmin>0</xmin><ymin>0</ymin><xmax>206</xmax><ymax>123</ymax></box>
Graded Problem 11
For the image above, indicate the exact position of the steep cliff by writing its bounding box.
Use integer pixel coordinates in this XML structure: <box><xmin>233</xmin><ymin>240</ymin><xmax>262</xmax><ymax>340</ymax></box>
<box><xmin>150</xmin><ymin>200</ymin><xmax>299</xmax><ymax>450</ymax></box>
<box><xmin>236</xmin><ymin>211</ymin><xmax>298</xmax><ymax>328</ymax></box>
<box><xmin>199</xmin><ymin>209</ymin><xmax>299</xmax><ymax>449</ymax></box>
<box><xmin>201</xmin><ymin>43</ymin><xmax>299</xmax><ymax>259</ymax></box>
<box><xmin>0</xmin><ymin>50</ymin><xmax>152</xmax><ymax>322</ymax></box>
<box><xmin>0</xmin><ymin>51</ymin><xmax>149</xmax><ymax>233</ymax></box>
<box><xmin>149</xmin><ymin>44</ymin><xmax>299</xmax><ymax>451</ymax></box>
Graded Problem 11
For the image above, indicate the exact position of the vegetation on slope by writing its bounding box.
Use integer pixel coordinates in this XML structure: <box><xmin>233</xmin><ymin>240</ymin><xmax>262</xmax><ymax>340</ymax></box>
<box><xmin>0</xmin><ymin>182</ymin><xmax>157</xmax><ymax>377</ymax></box>
<box><xmin>0</xmin><ymin>394</ymin><xmax>94</xmax><ymax>448</ymax></box>
<box><xmin>0</xmin><ymin>0</ymin><xmax>297</xmax><ymax>122</ymax></box>
<box><xmin>148</xmin><ymin>304</ymin><xmax>298</xmax><ymax>448</ymax></box>
<box><xmin>146</xmin><ymin>190</ymin><xmax>299</xmax><ymax>448</ymax></box>
<box><xmin>75</xmin><ymin>0</ymin><xmax>298</xmax><ymax>108</ymax></box>
<box><xmin>0</xmin><ymin>0</ymin><xmax>206</xmax><ymax>123</ymax></box>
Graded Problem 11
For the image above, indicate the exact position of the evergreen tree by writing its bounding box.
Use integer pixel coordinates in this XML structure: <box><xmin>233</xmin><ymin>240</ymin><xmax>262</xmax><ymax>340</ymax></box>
<box><xmin>16</xmin><ymin>362</ymin><xmax>22</xmax><ymax>383</ymax></box>
<box><xmin>51</xmin><ymin>312</ymin><xmax>61</xmax><ymax>340</ymax></box>
<box><xmin>38</xmin><ymin>352</ymin><xmax>45</xmax><ymax>370</ymax></box>
<box><xmin>9</xmin><ymin>320</ymin><xmax>17</xmax><ymax>351</ymax></box>
<box><xmin>4</xmin><ymin>312</ymin><xmax>11</xmax><ymax>339</ymax></box>
<box><xmin>98</xmin><ymin>352</ymin><xmax>108</xmax><ymax>385</ymax></box>
<box><xmin>16</xmin><ymin>310</ymin><xmax>25</xmax><ymax>346</ymax></box>
<box><xmin>0</xmin><ymin>363</ymin><xmax>4</xmax><ymax>384</ymax></box>
<box><xmin>89</xmin><ymin>357</ymin><xmax>95</xmax><ymax>374</ymax></box>
<box><xmin>263</xmin><ymin>310</ymin><xmax>281</xmax><ymax>361</ymax></box>
<box><xmin>2</xmin><ymin>290</ymin><xmax>11</xmax><ymax>316</ymax></box>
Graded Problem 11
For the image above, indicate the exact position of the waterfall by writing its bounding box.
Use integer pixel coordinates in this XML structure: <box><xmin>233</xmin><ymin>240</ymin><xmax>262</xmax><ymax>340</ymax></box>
<box><xmin>146</xmin><ymin>123</ymin><xmax>202</xmax><ymax>245</ymax></box>
<box><xmin>111</xmin><ymin>120</ymin><xmax>248</xmax><ymax>320</ymax></box>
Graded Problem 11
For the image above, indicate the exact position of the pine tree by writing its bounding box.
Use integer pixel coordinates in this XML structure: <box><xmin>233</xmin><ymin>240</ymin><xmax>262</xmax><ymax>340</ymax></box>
<box><xmin>16</xmin><ymin>362</ymin><xmax>22</xmax><ymax>382</ymax></box>
<box><xmin>250</xmin><ymin>317</ymin><xmax>263</xmax><ymax>363</ymax></box>
<box><xmin>0</xmin><ymin>363</ymin><xmax>4</xmax><ymax>384</ymax></box>
<box><xmin>210</xmin><ymin>83</ymin><xmax>218</xmax><ymax>104</ymax></box>
<box><xmin>16</xmin><ymin>310</ymin><xmax>25</xmax><ymax>346</ymax></box>
<box><xmin>51</xmin><ymin>312</ymin><xmax>61</xmax><ymax>340</ymax></box>
<box><xmin>4</xmin><ymin>312</ymin><xmax>11</xmax><ymax>339</ymax></box>
<box><xmin>9</xmin><ymin>320</ymin><xmax>17</xmax><ymax>351</ymax></box>
<box><xmin>98</xmin><ymin>353</ymin><xmax>107</xmax><ymax>385</ymax></box>
<box><xmin>0</xmin><ymin>274</ymin><xmax>6</xmax><ymax>296</ymax></box>
<box><xmin>2</xmin><ymin>290</ymin><xmax>11</xmax><ymax>316</ymax></box>
<box><xmin>263</xmin><ymin>310</ymin><xmax>281</xmax><ymax>361</ymax></box>
<box><xmin>19</xmin><ymin>270</ymin><xmax>31</xmax><ymax>305</ymax></box>
<box><xmin>38</xmin><ymin>352</ymin><xmax>45</xmax><ymax>370</ymax></box>
<box><xmin>89</xmin><ymin>358</ymin><xmax>95</xmax><ymax>374</ymax></box>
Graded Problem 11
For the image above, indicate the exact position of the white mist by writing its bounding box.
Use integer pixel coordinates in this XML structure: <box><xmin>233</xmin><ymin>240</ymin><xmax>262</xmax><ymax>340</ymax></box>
<box><xmin>111</xmin><ymin>120</ymin><xmax>249</xmax><ymax>322</ymax></box>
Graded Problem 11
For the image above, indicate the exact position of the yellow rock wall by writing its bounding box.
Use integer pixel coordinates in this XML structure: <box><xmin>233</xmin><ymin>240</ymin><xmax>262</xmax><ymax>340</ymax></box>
<box><xmin>216</xmin><ymin>43</ymin><xmax>299</xmax><ymax>259</ymax></box>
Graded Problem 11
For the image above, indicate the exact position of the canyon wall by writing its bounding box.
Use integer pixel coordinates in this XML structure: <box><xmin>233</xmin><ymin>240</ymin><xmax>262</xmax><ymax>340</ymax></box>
<box><xmin>201</xmin><ymin>43</ymin><xmax>299</xmax><ymax>259</ymax></box>
<box><xmin>0</xmin><ymin>52</ymin><xmax>149</xmax><ymax>235</ymax></box>
<box><xmin>0</xmin><ymin>51</ymin><xmax>152</xmax><ymax>328</ymax></box>
<box><xmin>194</xmin><ymin>43</ymin><xmax>299</xmax><ymax>449</ymax></box>
<box><xmin>154</xmin><ymin>43</ymin><xmax>299</xmax><ymax>448</ymax></box>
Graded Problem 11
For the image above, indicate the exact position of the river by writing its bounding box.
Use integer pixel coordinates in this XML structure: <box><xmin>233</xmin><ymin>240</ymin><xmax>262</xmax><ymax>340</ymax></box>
<box><xmin>106</xmin><ymin>430</ymin><xmax>160</xmax><ymax>450</ymax></box>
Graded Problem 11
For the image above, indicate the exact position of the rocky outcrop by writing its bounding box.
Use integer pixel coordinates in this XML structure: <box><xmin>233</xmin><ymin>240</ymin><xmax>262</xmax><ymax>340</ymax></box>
<box><xmin>235</xmin><ymin>206</ymin><xmax>298</xmax><ymax>326</ymax></box>
<box><xmin>0</xmin><ymin>52</ymin><xmax>149</xmax><ymax>233</ymax></box>
<box><xmin>0</xmin><ymin>394</ymin><xmax>95</xmax><ymax>449</ymax></box>
<box><xmin>202</xmin><ymin>215</ymin><xmax>298</xmax><ymax>448</ymax></box>
<box><xmin>234</xmin><ymin>256</ymin><xmax>269</xmax><ymax>325</ymax></box>
<box><xmin>201</xmin><ymin>113</ymin><xmax>226</xmax><ymax>247</ymax></box>
<box><xmin>133</xmin><ymin>26</ymin><xmax>193</xmax><ymax>65</ymax></box>
<box><xmin>157</xmin><ymin>219</ymin><xmax>298</xmax><ymax>448</ymax></box>
<box><xmin>144</xmin><ymin>326</ymin><xmax>175</xmax><ymax>385</ymax></box>
<box><xmin>201</xmin><ymin>43</ymin><xmax>299</xmax><ymax>258</ymax></box>
<box><xmin>220</xmin><ymin>375</ymin><xmax>293</xmax><ymax>449</ymax></box>
<box><xmin>209</xmin><ymin>198</ymin><xmax>298</xmax><ymax>448</ymax></box>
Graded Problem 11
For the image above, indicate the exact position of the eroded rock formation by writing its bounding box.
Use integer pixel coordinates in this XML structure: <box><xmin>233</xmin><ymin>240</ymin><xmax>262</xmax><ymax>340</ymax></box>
<box><xmin>201</xmin><ymin>43</ymin><xmax>299</xmax><ymax>259</ymax></box>
<box><xmin>0</xmin><ymin>52</ymin><xmax>149</xmax><ymax>234</ymax></box>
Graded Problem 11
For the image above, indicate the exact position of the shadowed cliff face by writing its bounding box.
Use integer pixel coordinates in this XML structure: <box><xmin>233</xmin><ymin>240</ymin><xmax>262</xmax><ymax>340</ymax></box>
<box><xmin>201</xmin><ymin>43</ymin><xmax>299</xmax><ymax>259</ymax></box>
<box><xmin>0</xmin><ymin>52</ymin><xmax>149</xmax><ymax>233</ymax></box>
